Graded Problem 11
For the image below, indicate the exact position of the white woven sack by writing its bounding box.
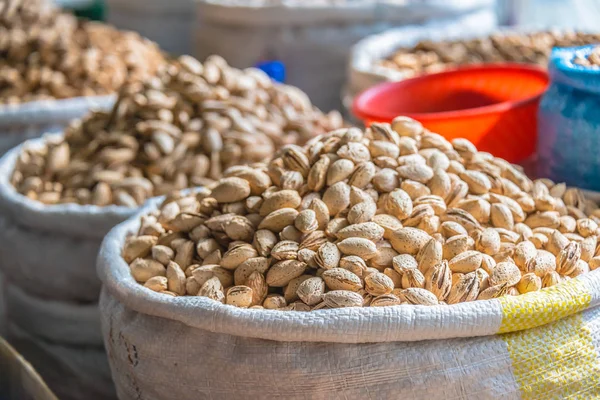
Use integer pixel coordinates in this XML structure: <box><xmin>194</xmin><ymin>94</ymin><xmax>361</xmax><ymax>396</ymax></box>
<box><xmin>0</xmin><ymin>96</ymin><xmax>114</xmax><ymax>156</ymax></box>
<box><xmin>106</xmin><ymin>0</ymin><xmax>194</xmax><ymax>56</ymax></box>
<box><xmin>4</xmin><ymin>284</ymin><xmax>115</xmax><ymax>400</ymax></box>
<box><xmin>194</xmin><ymin>0</ymin><xmax>496</xmax><ymax>112</ymax></box>
<box><xmin>98</xmin><ymin>208</ymin><xmax>600</xmax><ymax>400</ymax></box>
<box><xmin>0</xmin><ymin>136</ymin><xmax>135</xmax><ymax>302</ymax></box>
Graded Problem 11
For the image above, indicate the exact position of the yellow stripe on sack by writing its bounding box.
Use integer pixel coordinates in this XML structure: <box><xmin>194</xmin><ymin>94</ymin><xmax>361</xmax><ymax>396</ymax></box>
<box><xmin>502</xmin><ymin>313</ymin><xmax>600</xmax><ymax>399</ymax></box>
<box><xmin>498</xmin><ymin>278</ymin><xmax>591</xmax><ymax>333</ymax></box>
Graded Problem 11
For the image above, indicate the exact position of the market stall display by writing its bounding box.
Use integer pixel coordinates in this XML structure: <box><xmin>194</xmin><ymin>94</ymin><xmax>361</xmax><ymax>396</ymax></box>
<box><xmin>0</xmin><ymin>0</ymin><xmax>166</xmax><ymax>154</ymax></box>
<box><xmin>98</xmin><ymin>118</ymin><xmax>600</xmax><ymax>399</ymax></box>
<box><xmin>0</xmin><ymin>54</ymin><xmax>342</xmax><ymax>400</ymax></box>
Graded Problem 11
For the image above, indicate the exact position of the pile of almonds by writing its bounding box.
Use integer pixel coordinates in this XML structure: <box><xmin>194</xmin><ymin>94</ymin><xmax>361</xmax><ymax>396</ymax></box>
<box><xmin>573</xmin><ymin>46</ymin><xmax>600</xmax><ymax>67</ymax></box>
<box><xmin>379</xmin><ymin>31</ymin><xmax>600</xmax><ymax>77</ymax></box>
<box><xmin>10</xmin><ymin>55</ymin><xmax>343</xmax><ymax>206</ymax></box>
<box><xmin>0</xmin><ymin>0</ymin><xmax>165</xmax><ymax>103</ymax></box>
<box><xmin>123</xmin><ymin>117</ymin><xmax>600</xmax><ymax>310</ymax></box>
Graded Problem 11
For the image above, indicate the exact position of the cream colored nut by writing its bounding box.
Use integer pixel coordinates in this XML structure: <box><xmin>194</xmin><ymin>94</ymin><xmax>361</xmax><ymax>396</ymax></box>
<box><xmin>516</xmin><ymin>272</ymin><xmax>542</xmax><ymax>294</ymax></box>
<box><xmin>224</xmin><ymin>216</ymin><xmax>255</xmax><ymax>242</ymax></box>
<box><xmin>383</xmin><ymin>268</ymin><xmax>403</xmax><ymax>287</ymax></box>
<box><xmin>390</xmin><ymin>227</ymin><xmax>430</xmax><ymax>255</ymax></box>
<box><xmin>174</xmin><ymin>240</ymin><xmax>195</xmax><ymax>270</ymax></box>
<box><xmin>364</xmin><ymin>272</ymin><xmax>395</xmax><ymax>296</ymax></box>
<box><xmin>271</xmin><ymin>241</ymin><xmax>300</xmax><ymax>261</ymax></box>
<box><xmin>336</xmin><ymin>222</ymin><xmax>385</xmax><ymax>241</ymax></box>
<box><xmin>416</xmin><ymin>237</ymin><xmax>442</xmax><ymax>273</ymax></box>
<box><xmin>476</xmin><ymin>228</ymin><xmax>501</xmax><ymax>255</ymax></box>
<box><xmin>581</xmin><ymin>236</ymin><xmax>597</xmax><ymax>262</ymax></box>
<box><xmin>577</xmin><ymin>218</ymin><xmax>598</xmax><ymax>237</ymax></box>
<box><xmin>323</xmin><ymin>268</ymin><xmax>363</xmax><ymax>291</ymax></box>
<box><xmin>441</xmin><ymin>208</ymin><xmax>481</xmax><ymax>233</ymax></box>
<box><xmin>457</xmin><ymin>198</ymin><xmax>490</xmax><ymax>224</ymax></box>
<box><xmin>123</xmin><ymin>236</ymin><xmax>158</xmax><ymax>263</ymax></box>
<box><xmin>323</xmin><ymin>181</ymin><xmax>351</xmax><ymax>216</ymax></box>
<box><xmin>294</xmin><ymin>277</ymin><xmax>324</xmax><ymax>306</ymax></box>
<box><xmin>460</xmin><ymin>170</ymin><xmax>491</xmax><ymax>194</ymax></box>
<box><xmin>246</xmin><ymin>271</ymin><xmax>268</xmax><ymax>305</ymax></box>
<box><xmin>546</xmin><ymin>230</ymin><xmax>569</xmax><ymax>256</ymax></box>
<box><xmin>448</xmin><ymin>250</ymin><xmax>483</xmax><ymax>274</ymax></box>
<box><xmin>556</xmin><ymin>242</ymin><xmax>581</xmax><ymax>275</ymax></box>
<box><xmin>130</xmin><ymin>258</ymin><xmax>167</xmax><ymax>283</ymax></box>
<box><xmin>392</xmin><ymin>254</ymin><xmax>418</xmax><ymax>274</ymax></box>
<box><xmin>337</xmin><ymin>238</ymin><xmax>378</xmax><ymax>259</ymax></box>
<box><xmin>401</xmin><ymin>180</ymin><xmax>431</xmax><ymax>200</ymax></box>
<box><xmin>300</xmin><ymin>231</ymin><xmax>328</xmax><ymax>252</ymax></box>
<box><xmin>295</xmin><ymin>209</ymin><xmax>319</xmax><ymax>233</ymax></box>
<box><xmin>372</xmin><ymin>214</ymin><xmax>403</xmax><ymax>239</ymax></box>
<box><xmin>525</xmin><ymin>211</ymin><xmax>561</xmax><ymax>229</ymax></box>
<box><xmin>315</xmin><ymin>242</ymin><xmax>341</xmax><ymax>270</ymax></box>
<box><xmin>440</xmin><ymin>221</ymin><xmax>468</xmax><ymax>238</ymax></box>
<box><xmin>490</xmin><ymin>203</ymin><xmax>514</xmax><ymax>230</ymax></box>
<box><xmin>340</xmin><ymin>255</ymin><xmax>368</xmax><ymax>277</ymax></box>
<box><xmin>542</xmin><ymin>270</ymin><xmax>561</xmax><ymax>288</ymax></box>
<box><xmin>442</xmin><ymin>235</ymin><xmax>474</xmax><ymax>260</ymax></box>
<box><xmin>258</xmin><ymin>208</ymin><xmax>299</xmax><ymax>232</ymax></box>
<box><xmin>424</xmin><ymin>260</ymin><xmax>452</xmax><ymax>301</ymax></box>
<box><xmin>151</xmin><ymin>244</ymin><xmax>175</xmax><ymax>265</ymax></box>
<box><xmin>447</xmin><ymin>272</ymin><xmax>480</xmax><ymax>304</ymax></box>
<box><xmin>477</xmin><ymin>283</ymin><xmax>510</xmax><ymax>300</ymax></box>
<box><xmin>559</xmin><ymin>215</ymin><xmax>577</xmax><ymax>233</ymax></box>
<box><xmin>526</xmin><ymin>250</ymin><xmax>556</xmax><ymax>277</ymax></box>
<box><xmin>489</xmin><ymin>262</ymin><xmax>521</xmax><ymax>287</ymax></box>
<box><xmin>283</xmin><ymin>275</ymin><xmax>311</xmax><ymax>303</ymax></box>
<box><xmin>399</xmin><ymin>288</ymin><xmax>439</xmax><ymax>305</ymax></box>
<box><xmin>589</xmin><ymin>256</ymin><xmax>600</xmax><ymax>271</ymax></box>
<box><xmin>198</xmin><ymin>276</ymin><xmax>225</xmax><ymax>303</ymax></box>
<box><xmin>514</xmin><ymin>241</ymin><xmax>537</xmax><ymax>270</ymax></box>
<box><xmin>322</xmin><ymin>290</ymin><xmax>364</xmax><ymax>308</ymax></box>
<box><xmin>570</xmin><ymin>260</ymin><xmax>590</xmax><ymax>277</ymax></box>
<box><xmin>280</xmin><ymin>226</ymin><xmax>303</xmax><ymax>243</ymax></box>
<box><xmin>166</xmin><ymin>261</ymin><xmax>186</xmax><ymax>295</ymax></box>
<box><xmin>259</xmin><ymin>190</ymin><xmax>302</xmax><ymax>216</ymax></box>
<box><xmin>186</xmin><ymin>276</ymin><xmax>201</xmax><ymax>295</ymax></box>
<box><xmin>307</xmin><ymin>155</ymin><xmax>330</xmax><ymax>191</ymax></box>
<box><xmin>226</xmin><ymin>286</ymin><xmax>254</xmax><ymax>308</ymax></box>
<box><xmin>144</xmin><ymin>276</ymin><xmax>168</xmax><ymax>292</ymax></box>
<box><xmin>266</xmin><ymin>260</ymin><xmax>307</xmax><ymax>287</ymax></box>
<box><xmin>327</xmin><ymin>159</ymin><xmax>355</xmax><ymax>186</ymax></box>
<box><xmin>370</xmin><ymin>294</ymin><xmax>402</xmax><ymax>307</ymax></box>
<box><xmin>349</xmin><ymin>161</ymin><xmax>376</xmax><ymax>189</ymax></box>
<box><xmin>385</xmin><ymin>188</ymin><xmax>413</xmax><ymax>219</ymax></box>
<box><xmin>233</xmin><ymin>257</ymin><xmax>269</xmax><ymax>285</ymax></box>
<box><xmin>211</xmin><ymin>177</ymin><xmax>251</xmax><ymax>203</ymax></box>
<box><xmin>401</xmin><ymin>268</ymin><xmax>425</xmax><ymax>289</ymax></box>
<box><xmin>193</xmin><ymin>265</ymin><xmax>234</xmax><ymax>288</ymax></box>
<box><xmin>397</xmin><ymin>163</ymin><xmax>434</xmax><ymax>184</ymax></box>
<box><xmin>220</xmin><ymin>244</ymin><xmax>258</xmax><ymax>270</ymax></box>
<box><xmin>263</xmin><ymin>294</ymin><xmax>287</xmax><ymax>309</ymax></box>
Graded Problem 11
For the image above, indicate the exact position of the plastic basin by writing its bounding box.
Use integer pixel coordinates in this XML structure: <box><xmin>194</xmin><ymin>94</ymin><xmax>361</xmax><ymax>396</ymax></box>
<box><xmin>352</xmin><ymin>64</ymin><xmax>549</xmax><ymax>163</ymax></box>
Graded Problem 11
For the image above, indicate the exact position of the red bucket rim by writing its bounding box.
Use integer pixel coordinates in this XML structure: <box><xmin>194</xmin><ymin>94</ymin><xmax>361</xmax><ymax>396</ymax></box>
<box><xmin>352</xmin><ymin>63</ymin><xmax>550</xmax><ymax>122</ymax></box>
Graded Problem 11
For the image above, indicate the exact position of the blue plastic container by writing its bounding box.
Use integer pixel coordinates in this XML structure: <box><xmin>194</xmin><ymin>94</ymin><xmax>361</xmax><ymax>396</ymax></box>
<box><xmin>254</xmin><ymin>61</ymin><xmax>286</xmax><ymax>83</ymax></box>
<box><xmin>538</xmin><ymin>45</ymin><xmax>600</xmax><ymax>191</ymax></box>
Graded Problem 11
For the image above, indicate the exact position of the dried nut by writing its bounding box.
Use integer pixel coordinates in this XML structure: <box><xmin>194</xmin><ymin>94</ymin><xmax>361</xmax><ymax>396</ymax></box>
<box><xmin>399</xmin><ymin>288</ymin><xmax>439</xmax><ymax>305</ymax></box>
<box><xmin>491</xmin><ymin>203</ymin><xmax>514</xmax><ymax>230</ymax></box>
<box><xmin>226</xmin><ymin>286</ymin><xmax>254</xmax><ymax>308</ymax></box>
<box><xmin>271</xmin><ymin>241</ymin><xmax>300</xmax><ymax>261</ymax></box>
<box><xmin>546</xmin><ymin>230</ymin><xmax>569</xmax><ymax>256</ymax></box>
<box><xmin>401</xmin><ymin>268</ymin><xmax>425</xmax><ymax>289</ymax></box>
<box><xmin>448</xmin><ymin>250</ymin><xmax>483</xmax><ymax>273</ymax></box>
<box><xmin>514</xmin><ymin>241</ymin><xmax>537</xmax><ymax>270</ymax></box>
<box><xmin>322</xmin><ymin>290</ymin><xmax>364</xmax><ymax>308</ymax></box>
<box><xmin>212</xmin><ymin>178</ymin><xmax>251</xmax><ymax>203</ymax></box>
<box><xmin>258</xmin><ymin>208</ymin><xmax>299</xmax><ymax>232</ymax></box>
<box><xmin>390</xmin><ymin>227</ymin><xmax>430</xmax><ymax>255</ymax></box>
<box><xmin>443</xmin><ymin>235</ymin><xmax>474</xmax><ymax>260</ymax></box>
<box><xmin>322</xmin><ymin>268</ymin><xmax>363</xmax><ymax>291</ymax></box>
<box><xmin>124</xmin><ymin>236</ymin><xmax>158</xmax><ymax>263</ymax></box>
<box><xmin>542</xmin><ymin>271</ymin><xmax>561</xmax><ymax>288</ymax></box>
<box><xmin>193</xmin><ymin>265</ymin><xmax>234</xmax><ymax>288</ymax></box>
<box><xmin>220</xmin><ymin>244</ymin><xmax>258</xmax><ymax>270</ymax></box>
<box><xmin>526</xmin><ymin>250</ymin><xmax>557</xmax><ymax>277</ymax></box>
<box><xmin>447</xmin><ymin>272</ymin><xmax>480</xmax><ymax>304</ymax></box>
<box><xmin>144</xmin><ymin>276</ymin><xmax>168</xmax><ymax>292</ymax></box>
<box><xmin>385</xmin><ymin>189</ymin><xmax>413</xmax><ymax>219</ymax></box>
<box><xmin>295</xmin><ymin>210</ymin><xmax>319</xmax><ymax>233</ymax></box>
<box><xmin>516</xmin><ymin>273</ymin><xmax>542</xmax><ymax>294</ymax></box>
<box><xmin>372</xmin><ymin>214</ymin><xmax>403</xmax><ymax>239</ymax></box>
<box><xmin>476</xmin><ymin>228</ymin><xmax>501</xmax><ymax>255</ymax></box>
<box><xmin>297</xmin><ymin>277</ymin><xmax>326</xmax><ymax>306</ymax></box>
<box><xmin>416</xmin><ymin>237</ymin><xmax>442</xmax><ymax>273</ymax></box>
<box><xmin>323</xmin><ymin>182</ymin><xmax>351</xmax><ymax>216</ymax></box>
<box><xmin>364</xmin><ymin>272</ymin><xmax>395</xmax><ymax>296</ymax></box>
<box><xmin>233</xmin><ymin>257</ymin><xmax>269</xmax><ymax>285</ymax></box>
<box><xmin>263</xmin><ymin>294</ymin><xmax>287</xmax><ymax>309</ymax></box>
<box><xmin>477</xmin><ymin>283</ymin><xmax>510</xmax><ymax>300</ymax></box>
<box><xmin>166</xmin><ymin>261</ymin><xmax>186</xmax><ymax>295</ymax></box>
<box><xmin>336</xmin><ymin>222</ymin><xmax>385</xmax><ymax>241</ymax></box>
<box><xmin>337</xmin><ymin>238</ymin><xmax>378</xmax><ymax>259</ymax></box>
<box><xmin>340</xmin><ymin>255</ymin><xmax>368</xmax><ymax>277</ymax></box>
<box><xmin>489</xmin><ymin>262</ymin><xmax>521</xmax><ymax>287</ymax></box>
<box><xmin>198</xmin><ymin>277</ymin><xmax>225</xmax><ymax>303</ymax></box>
<box><xmin>246</xmin><ymin>271</ymin><xmax>268</xmax><ymax>305</ymax></box>
<box><xmin>556</xmin><ymin>242</ymin><xmax>581</xmax><ymax>276</ymax></box>
<box><xmin>315</xmin><ymin>242</ymin><xmax>341</xmax><ymax>270</ymax></box>
<box><xmin>130</xmin><ymin>258</ymin><xmax>167</xmax><ymax>283</ymax></box>
<box><xmin>370</xmin><ymin>294</ymin><xmax>402</xmax><ymax>307</ymax></box>
<box><xmin>424</xmin><ymin>260</ymin><xmax>452</xmax><ymax>301</ymax></box>
<box><xmin>266</xmin><ymin>260</ymin><xmax>307</xmax><ymax>287</ymax></box>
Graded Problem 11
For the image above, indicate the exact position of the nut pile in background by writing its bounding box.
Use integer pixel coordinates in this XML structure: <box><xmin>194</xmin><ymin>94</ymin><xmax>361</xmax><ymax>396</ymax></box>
<box><xmin>573</xmin><ymin>46</ymin><xmax>600</xmax><ymax>67</ymax></box>
<box><xmin>10</xmin><ymin>55</ymin><xmax>343</xmax><ymax>206</ymax></box>
<box><xmin>0</xmin><ymin>0</ymin><xmax>165</xmax><ymax>103</ymax></box>
<box><xmin>123</xmin><ymin>117</ymin><xmax>600</xmax><ymax>310</ymax></box>
<box><xmin>380</xmin><ymin>31</ymin><xmax>600</xmax><ymax>77</ymax></box>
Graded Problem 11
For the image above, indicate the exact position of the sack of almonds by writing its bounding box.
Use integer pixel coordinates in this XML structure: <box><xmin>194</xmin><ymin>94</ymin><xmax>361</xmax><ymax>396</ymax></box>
<box><xmin>98</xmin><ymin>117</ymin><xmax>600</xmax><ymax>399</ymax></box>
<box><xmin>196</xmin><ymin>0</ymin><xmax>497</xmax><ymax>112</ymax></box>
<box><xmin>0</xmin><ymin>0</ymin><xmax>166</xmax><ymax>154</ymax></box>
<box><xmin>348</xmin><ymin>27</ymin><xmax>600</xmax><ymax>108</ymax></box>
<box><xmin>0</xmin><ymin>53</ymin><xmax>341</xmax><ymax>400</ymax></box>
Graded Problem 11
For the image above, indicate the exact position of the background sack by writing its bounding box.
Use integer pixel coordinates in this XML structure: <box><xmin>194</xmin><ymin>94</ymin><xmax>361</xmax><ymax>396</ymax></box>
<box><xmin>99</xmin><ymin>208</ymin><xmax>600</xmax><ymax>400</ymax></box>
<box><xmin>345</xmin><ymin>11</ymin><xmax>498</xmax><ymax>111</ymax></box>
<box><xmin>0</xmin><ymin>136</ymin><xmax>135</xmax><ymax>301</ymax></box>
<box><xmin>106</xmin><ymin>0</ymin><xmax>194</xmax><ymax>56</ymax></box>
<box><xmin>194</xmin><ymin>0</ymin><xmax>497</xmax><ymax>112</ymax></box>
<box><xmin>0</xmin><ymin>96</ymin><xmax>114</xmax><ymax>156</ymax></box>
